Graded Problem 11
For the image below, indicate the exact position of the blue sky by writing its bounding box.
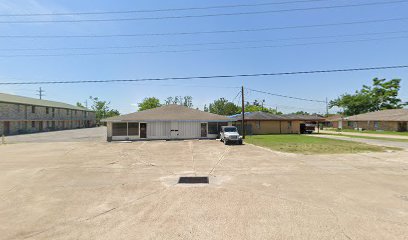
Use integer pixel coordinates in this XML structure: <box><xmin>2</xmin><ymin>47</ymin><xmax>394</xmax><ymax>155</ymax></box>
<box><xmin>0</xmin><ymin>0</ymin><xmax>407</xmax><ymax>114</ymax></box>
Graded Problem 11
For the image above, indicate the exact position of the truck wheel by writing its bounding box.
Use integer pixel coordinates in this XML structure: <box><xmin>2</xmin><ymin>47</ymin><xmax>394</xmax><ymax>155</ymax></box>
<box><xmin>239</xmin><ymin>140</ymin><xmax>243</xmax><ymax>145</ymax></box>
<box><xmin>224</xmin><ymin>140</ymin><xmax>228</xmax><ymax>145</ymax></box>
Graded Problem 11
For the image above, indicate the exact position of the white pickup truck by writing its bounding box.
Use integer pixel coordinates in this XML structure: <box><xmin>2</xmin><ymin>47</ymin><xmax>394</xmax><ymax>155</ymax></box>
<box><xmin>220</xmin><ymin>126</ymin><xmax>243</xmax><ymax>145</ymax></box>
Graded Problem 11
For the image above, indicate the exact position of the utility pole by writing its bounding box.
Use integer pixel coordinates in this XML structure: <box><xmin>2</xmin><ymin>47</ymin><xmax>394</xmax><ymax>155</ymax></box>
<box><xmin>241</xmin><ymin>85</ymin><xmax>245</xmax><ymax>139</ymax></box>
<box><xmin>84</xmin><ymin>99</ymin><xmax>88</xmax><ymax>109</ymax></box>
<box><xmin>325</xmin><ymin>97</ymin><xmax>329</xmax><ymax>116</ymax></box>
<box><xmin>36</xmin><ymin>87</ymin><xmax>45</xmax><ymax>100</ymax></box>
<box><xmin>261</xmin><ymin>99</ymin><xmax>265</xmax><ymax>111</ymax></box>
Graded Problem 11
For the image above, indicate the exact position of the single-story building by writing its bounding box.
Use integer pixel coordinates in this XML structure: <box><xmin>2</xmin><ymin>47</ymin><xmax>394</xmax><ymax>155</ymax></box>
<box><xmin>328</xmin><ymin>109</ymin><xmax>408</xmax><ymax>132</ymax></box>
<box><xmin>102</xmin><ymin>104</ymin><xmax>234</xmax><ymax>141</ymax></box>
<box><xmin>229</xmin><ymin>112</ymin><xmax>324</xmax><ymax>134</ymax></box>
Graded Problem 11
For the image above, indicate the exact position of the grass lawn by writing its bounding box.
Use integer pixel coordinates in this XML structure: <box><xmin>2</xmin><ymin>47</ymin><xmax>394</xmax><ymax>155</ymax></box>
<box><xmin>323</xmin><ymin>133</ymin><xmax>408</xmax><ymax>142</ymax></box>
<box><xmin>324</xmin><ymin>128</ymin><xmax>408</xmax><ymax>136</ymax></box>
<box><xmin>245</xmin><ymin>134</ymin><xmax>398</xmax><ymax>154</ymax></box>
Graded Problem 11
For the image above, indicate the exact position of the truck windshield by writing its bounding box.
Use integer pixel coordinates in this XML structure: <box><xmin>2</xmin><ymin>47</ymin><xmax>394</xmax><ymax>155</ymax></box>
<box><xmin>224</xmin><ymin>127</ymin><xmax>237</xmax><ymax>132</ymax></box>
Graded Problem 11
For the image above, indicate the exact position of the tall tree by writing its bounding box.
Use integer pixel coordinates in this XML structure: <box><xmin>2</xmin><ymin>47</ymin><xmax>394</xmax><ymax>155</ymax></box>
<box><xmin>163</xmin><ymin>96</ymin><xmax>194</xmax><ymax>107</ymax></box>
<box><xmin>138</xmin><ymin>97</ymin><xmax>161</xmax><ymax>111</ymax></box>
<box><xmin>330</xmin><ymin>78</ymin><xmax>406</xmax><ymax>116</ymax></box>
<box><xmin>183</xmin><ymin>96</ymin><xmax>193</xmax><ymax>108</ymax></box>
<box><xmin>209</xmin><ymin>98</ymin><xmax>240</xmax><ymax>115</ymax></box>
<box><xmin>89</xmin><ymin>96</ymin><xmax>120</xmax><ymax>124</ymax></box>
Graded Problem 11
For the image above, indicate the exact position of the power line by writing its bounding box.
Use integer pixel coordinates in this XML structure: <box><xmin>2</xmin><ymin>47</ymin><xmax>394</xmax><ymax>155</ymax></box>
<box><xmin>0</xmin><ymin>65</ymin><xmax>407</xmax><ymax>85</ymax></box>
<box><xmin>0</xmin><ymin>0</ymin><xmax>333</xmax><ymax>17</ymax></box>
<box><xmin>232</xmin><ymin>90</ymin><xmax>242</xmax><ymax>103</ymax></box>
<box><xmin>1</xmin><ymin>17</ymin><xmax>406</xmax><ymax>39</ymax></box>
<box><xmin>0</xmin><ymin>1</ymin><xmax>405</xmax><ymax>24</ymax></box>
<box><xmin>1</xmin><ymin>35</ymin><xmax>407</xmax><ymax>57</ymax></box>
<box><xmin>2</xmin><ymin>30</ymin><xmax>408</xmax><ymax>52</ymax></box>
<box><xmin>248</xmin><ymin>88</ymin><xmax>326</xmax><ymax>103</ymax></box>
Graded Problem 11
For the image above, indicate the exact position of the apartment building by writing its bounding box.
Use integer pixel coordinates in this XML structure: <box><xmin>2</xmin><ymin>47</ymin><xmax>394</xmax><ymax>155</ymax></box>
<box><xmin>0</xmin><ymin>93</ymin><xmax>96</xmax><ymax>136</ymax></box>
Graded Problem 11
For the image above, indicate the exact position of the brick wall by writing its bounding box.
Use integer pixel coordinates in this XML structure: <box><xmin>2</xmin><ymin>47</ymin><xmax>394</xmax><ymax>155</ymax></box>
<box><xmin>0</xmin><ymin>102</ymin><xmax>96</xmax><ymax>135</ymax></box>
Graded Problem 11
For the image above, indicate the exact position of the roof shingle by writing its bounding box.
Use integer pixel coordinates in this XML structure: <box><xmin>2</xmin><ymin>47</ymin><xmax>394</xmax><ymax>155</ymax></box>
<box><xmin>102</xmin><ymin>104</ymin><xmax>233</xmax><ymax>122</ymax></box>
<box><xmin>345</xmin><ymin>109</ymin><xmax>408</xmax><ymax>121</ymax></box>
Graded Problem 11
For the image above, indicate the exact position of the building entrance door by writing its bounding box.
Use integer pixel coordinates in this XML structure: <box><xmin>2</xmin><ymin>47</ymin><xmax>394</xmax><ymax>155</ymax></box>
<box><xmin>3</xmin><ymin>121</ymin><xmax>10</xmax><ymax>135</ymax></box>
<box><xmin>140</xmin><ymin>123</ymin><xmax>147</xmax><ymax>138</ymax></box>
<box><xmin>170</xmin><ymin>122</ymin><xmax>179</xmax><ymax>138</ymax></box>
<box><xmin>201</xmin><ymin>123</ymin><xmax>207</xmax><ymax>138</ymax></box>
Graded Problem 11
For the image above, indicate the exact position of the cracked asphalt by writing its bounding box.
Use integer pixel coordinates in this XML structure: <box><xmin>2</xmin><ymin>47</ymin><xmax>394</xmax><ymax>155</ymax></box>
<box><xmin>0</xmin><ymin>128</ymin><xmax>407</xmax><ymax>239</ymax></box>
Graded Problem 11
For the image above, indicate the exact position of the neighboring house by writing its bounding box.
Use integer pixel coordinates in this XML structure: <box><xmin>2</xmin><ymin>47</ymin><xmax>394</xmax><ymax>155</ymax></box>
<box><xmin>328</xmin><ymin>109</ymin><xmax>408</xmax><ymax>132</ymax></box>
<box><xmin>229</xmin><ymin>112</ymin><xmax>324</xmax><ymax>134</ymax></box>
<box><xmin>102</xmin><ymin>104</ymin><xmax>233</xmax><ymax>141</ymax></box>
<box><xmin>322</xmin><ymin>114</ymin><xmax>343</xmax><ymax>128</ymax></box>
<box><xmin>0</xmin><ymin>93</ymin><xmax>96</xmax><ymax>136</ymax></box>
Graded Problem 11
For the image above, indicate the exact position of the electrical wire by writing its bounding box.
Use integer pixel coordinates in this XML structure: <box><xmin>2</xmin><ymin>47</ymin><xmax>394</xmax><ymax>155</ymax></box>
<box><xmin>1</xmin><ymin>1</ymin><xmax>406</xmax><ymax>24</ymax></box>
<box><xmin>1</xmin><ymin>17</ymin><xmax>406</xmax><ymax>38</ymax></box>
<box><xmin>0</xmin><ymin>65</ymin><xmax>406</xmax><ymax>85</ymax></box>
<box><xmin>248</xmin><ymin>88</ymin><xmax>326</xmax><ymax>103</ymax></box>
<box><xmin>0</xmin><ymin>0</ymin><xmax>334</xmax><ymax>17</ymax></box>
<box><xmin>2</xmin><ymin>30</ymin><xmax>407</xmax><ymax>52</ymax></box>
<box><xmin>1</xmin><ymin>35</ymin><xmax>406</xmax><ymax>57</ymax></box>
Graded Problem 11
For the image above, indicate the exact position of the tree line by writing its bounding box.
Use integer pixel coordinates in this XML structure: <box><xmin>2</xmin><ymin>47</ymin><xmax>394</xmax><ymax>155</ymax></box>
<box><xmin>81</xmin><ymin>77</ymin><xmax>406</xmax><ymax>124</ymax></box>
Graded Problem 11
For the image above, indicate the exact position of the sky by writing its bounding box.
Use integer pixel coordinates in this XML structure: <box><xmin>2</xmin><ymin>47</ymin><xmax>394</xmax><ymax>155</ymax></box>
<box><xmin>0</xmin><ymin>0</ymin><xmax>407</xmax><ymax>114</ymax></box>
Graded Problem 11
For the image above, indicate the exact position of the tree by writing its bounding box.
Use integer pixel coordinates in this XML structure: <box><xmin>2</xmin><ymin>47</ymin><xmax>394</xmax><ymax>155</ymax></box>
<box><xmin>138</xmin><ymin>97</ymin><xmax>161</xmax><ymax>111</ymax></box>
<box><xmin>244</xmin><ymin>104</ymin><xmax>282</xmax><ymax>115</ymax></box>
<box><xmin>183</xmin><ymin>96</ymin><xmax>193</xmax><ymax>108</ymax></box>
<box><xmin>89</xmin><ymin>96</ymin><xmax>120</xmax><ymax>124</ymax></box>
<box><xmin>290</xmin><ymin>111</ymin><xmax>310</xmax><ymax>115</ymax></box>
<box><xmin>203</xmin><ymin>104</ymin><xmax>209</xmax><ymax>112</ymax></box>
<box><xmin>209</xmin><ymin>98</ymin><xmax>240</xmax><ymax>115</ymax></box>
<box><xmin>76</xmin><ymin>102</ymin><xmax>85</xmax><ymax>108</ymax></box>
<box><xmin>330</xmin><ymin>78</ymin><xmax>406</xmax><ymax>116</ymax></box>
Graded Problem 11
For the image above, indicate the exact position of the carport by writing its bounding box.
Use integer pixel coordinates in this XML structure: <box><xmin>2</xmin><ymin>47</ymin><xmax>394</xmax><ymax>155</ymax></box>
<box><xmin>102</xmin><ymin>104</ymin><xmax>234</xmax><ymax>141</ymax></box>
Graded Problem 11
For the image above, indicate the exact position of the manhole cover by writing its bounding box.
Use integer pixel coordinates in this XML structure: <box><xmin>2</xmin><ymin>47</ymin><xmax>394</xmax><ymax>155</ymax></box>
<box><xmin>178</xmin><ymin>176</ymin><xmax>209</xmax><ymax>184</ymax></box>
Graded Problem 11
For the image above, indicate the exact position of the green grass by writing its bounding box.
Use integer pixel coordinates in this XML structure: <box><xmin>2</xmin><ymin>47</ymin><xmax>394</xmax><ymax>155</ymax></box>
<box><xmin>323</xmin><ymin>133</ymin><xmax>408</xmax><ymax>142</ymax></box>
<box><xmin>245</xmin><ymin>134</ymin><xmax>398</xmax><ymax>154</ymax></box>
<box><xmin>324</xmin><ymin>128</ymin><xmax>408</xmax><ymax>136</ymax></box>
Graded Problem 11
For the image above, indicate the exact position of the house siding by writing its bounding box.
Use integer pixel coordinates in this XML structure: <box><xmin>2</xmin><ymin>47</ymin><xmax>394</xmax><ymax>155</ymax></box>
<box><xmin>235</xmin><ymin>120</ymin><xmax>302</xmax><ymax>134</ymax></box>
<box><xmin>341</xmin><ymin>121</ymin><xmax>404</xmax><ymax>131</ymax></box>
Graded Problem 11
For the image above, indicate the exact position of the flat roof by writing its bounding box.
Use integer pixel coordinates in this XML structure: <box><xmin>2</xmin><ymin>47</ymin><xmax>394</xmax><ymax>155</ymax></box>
<box><xmin>0</xmin><ymin>92</ymin><xmax>92</xmax><ymax>111</ymax></box>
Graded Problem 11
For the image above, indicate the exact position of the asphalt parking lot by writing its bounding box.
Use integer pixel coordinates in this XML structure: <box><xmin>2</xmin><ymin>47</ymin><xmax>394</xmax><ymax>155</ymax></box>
<box><xmin>1</xmin><ymin>128</ymin><xmax>408</xmax><ymax>239</ymax></box>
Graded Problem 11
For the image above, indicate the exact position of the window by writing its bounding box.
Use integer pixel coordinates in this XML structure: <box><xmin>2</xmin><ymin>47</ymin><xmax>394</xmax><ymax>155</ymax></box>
<box><xmin>66</xmin><ymin>109</ymin><xmax>69</xmax><ymax>115</ymax></box>
<box><xmin>128</xmin><ymin>122</ymin><xmax>139</xmax><ymax>136</ymax></box>
<box><xmin>31</xmin><ymin>106</ymin><xmax>35</xmax><ymax>113</ymax></box>
<box><xmin>208</xmin><ymin>122</ymin><xmax>218</xmax><ymax>134</ymax></box>
<box><xmin>112</xmin><ymin>123</ymin><xmax>128</xmax><ymax>136</ymax></box>
<box><xmin>31</xmin><ymin>121</ymin><xmax>35</xmax><ymax>128</ymax></box>
<box><xmin>17</xmin><ymin>105</ymin><xmax>21</xmax><ymax>112</ymax></box>
<box><xmin>46</xmin><ymin>107</ymin><xmax>49</xmax><ymax>114</ymax></box>
<box><xmin>52</xmin><ymin>108</ymin><xmax>55</xmax><ymax>117</ymax></box>
<box><xmin>348</xmin><ymin>121</ymin><xmax>355</xmax><ymax>127</ymax></box>
<box><xmin>256</xmin><ymin>121</ymin><xmax>261</xmax><ymax>129</ymax></box>
<box><xmin>374</xmin><ymin>121</ymin><xmax>379</xmax><ymax>129</ymax></box>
